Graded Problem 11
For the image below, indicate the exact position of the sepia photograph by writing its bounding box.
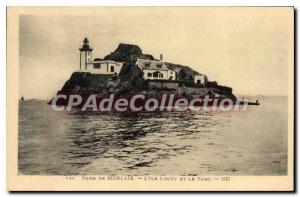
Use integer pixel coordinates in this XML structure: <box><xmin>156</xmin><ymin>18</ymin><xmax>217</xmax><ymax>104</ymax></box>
<box><xmin>7</xmin><ymin>7</ymin><xmax>294</xmax><ymax>191</ymax></box>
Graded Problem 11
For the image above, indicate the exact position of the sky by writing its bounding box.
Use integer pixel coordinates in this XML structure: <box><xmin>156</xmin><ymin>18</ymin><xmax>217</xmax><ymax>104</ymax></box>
<box><xmin>19</xmin><ymin>7</ymin><xmax>293</xmax><ymax>99</ymax></box>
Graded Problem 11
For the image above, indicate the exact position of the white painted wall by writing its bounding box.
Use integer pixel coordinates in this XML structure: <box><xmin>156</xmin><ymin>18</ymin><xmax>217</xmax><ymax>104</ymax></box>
<box><xmin>168</xmin><ymin>70</ymin><xmax>176</xmax><ymax>80</ymax></box>
<box><xmin>80</xmin><ymin>52</ymin><xmax>85</xmax><ymax>69</ymax></box>
<box><xmin>83</xmin><ymin>62</ymin><xmax>123</xmax><ymax>75</ymax></box>
<box><xmin>142</xmin><ymin>69</ymin><xmax>176</xmax><ymax>80</ymax></box>
<box><xmin>143</xmin><ymin>69</ymin><xmax>169</xmax><ymax>80</ymax></box>
<box><xmin>80</xmin><ymin>51</ymin><xmax>93</xmax><ymax>69</ymax></box>
<box><xmin>194</xmin><ymin>75</ymin><xmax>206</xmax><ymax>85</ymax></box>
<box><xmin>86</xmin><ymin>51</ymin><xmax>93</xmax><ymax>63</ymax></box>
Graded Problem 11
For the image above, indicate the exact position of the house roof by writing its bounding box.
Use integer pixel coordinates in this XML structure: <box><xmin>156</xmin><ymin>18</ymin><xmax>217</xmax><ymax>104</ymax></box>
<box><xmin>136</xmin><ymin>58</ymin><xmax>169</xmax><ymax>71</ymax></box>
<box><xmin>88</xmin><ymin>60</ymin><xmax>123</xmax><ymax>65</ymax></box>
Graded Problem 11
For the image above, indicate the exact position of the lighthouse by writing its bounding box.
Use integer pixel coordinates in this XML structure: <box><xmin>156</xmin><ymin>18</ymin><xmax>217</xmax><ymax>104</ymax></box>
<box><xmin>79</xmin><ymin>38</ymin><xmax>93</xmax><ymax>70</ymax></box>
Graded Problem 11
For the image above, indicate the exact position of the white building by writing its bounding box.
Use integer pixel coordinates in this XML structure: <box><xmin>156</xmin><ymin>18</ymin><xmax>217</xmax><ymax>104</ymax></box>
<box><xmin>194</xmin><ymin>74</ymin><xmax>206</xmax><ymax>86</ymax></box>
<box><xmin>136</xmin><ymin>58</ymin><xmax>176</xmax><ymax>80</ymax></box>
<box><xmin>78</xmin><ymin>38</ymin><xmax>123</xmax><ymax>75</ymax></box>
<box><xmin>86</xmin><ymin>60</ymin><xmax>123</xmax><ymax>75</ymax></box>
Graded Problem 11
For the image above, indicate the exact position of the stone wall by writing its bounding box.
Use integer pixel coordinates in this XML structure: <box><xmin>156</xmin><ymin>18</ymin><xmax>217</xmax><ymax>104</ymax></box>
<box><xmin>176</xmin><ymin>87</ymin><xmax>207</xmax><ymax>95</ymax></box>
<box><xmin>147</xmin><ymin>81</ymin><xmax>179</xmax><ymax>89</ymax></box>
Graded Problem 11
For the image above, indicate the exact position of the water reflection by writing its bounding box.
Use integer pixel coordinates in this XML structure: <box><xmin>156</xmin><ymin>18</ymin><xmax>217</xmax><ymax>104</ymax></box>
<box><xmin>61</xmin><ymin>111</ymin><xmax>231</xmax><ymax>173</ymax></box>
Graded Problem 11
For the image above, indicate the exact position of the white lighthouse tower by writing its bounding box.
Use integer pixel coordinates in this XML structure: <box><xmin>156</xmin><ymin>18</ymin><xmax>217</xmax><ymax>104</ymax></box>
<box><xmin>79</xmin><ymin>38</ymin><xmax>93</xmax><ymax>70</ymax></box>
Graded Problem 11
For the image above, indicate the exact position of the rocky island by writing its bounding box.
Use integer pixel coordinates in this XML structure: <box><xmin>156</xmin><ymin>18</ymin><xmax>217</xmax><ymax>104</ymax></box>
<box><xmin>49</xmin><ymin>38</ymin><xmax>255</xmax><ymax>111</ymax></box>
<box><xmin>56</xmin><ymin>38</ymin><xmax>235</xmax><ymax>98</ymax></box>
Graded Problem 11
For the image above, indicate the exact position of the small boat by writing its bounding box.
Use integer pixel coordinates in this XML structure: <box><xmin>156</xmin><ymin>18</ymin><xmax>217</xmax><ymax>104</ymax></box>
<box><xmin>248</xmin><ymin>101</ymin><xmax>260</xmax><ymax>105</ymax></box>
<box><xmin>239</xmin><ymin>99</ymin><xmax>260</xmax><ymax>105</ymax></box>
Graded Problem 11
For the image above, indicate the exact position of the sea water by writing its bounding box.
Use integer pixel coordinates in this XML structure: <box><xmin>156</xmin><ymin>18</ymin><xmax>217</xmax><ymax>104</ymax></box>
<box><xmin>18</xmin><ymin>96</ymin><xmax>288</xmax><ymax>175</ymax></box>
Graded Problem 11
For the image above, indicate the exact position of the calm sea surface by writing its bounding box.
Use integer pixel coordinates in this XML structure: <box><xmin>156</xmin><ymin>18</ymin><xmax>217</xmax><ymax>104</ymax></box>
<box><xmin>18</xmin><ymin>97</ymin><xmax>287</xmax><ymax>175</ymax></box>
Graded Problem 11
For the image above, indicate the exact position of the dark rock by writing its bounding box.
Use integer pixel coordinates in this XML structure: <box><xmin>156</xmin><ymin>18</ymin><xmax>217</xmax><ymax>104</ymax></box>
<box><xmin>60</xmin><ymin>72</ymin><xmax>114</xmax><ymax>95</ymax></box>
<box><xmin>115</xmin><ymin>61</ymin><xmax>145</xmax><ymax>94</ymax></box>
<box><xmin>104</xmin><ymin>43</ymin><xmax>154</xmax><ymax>62</ymax></box>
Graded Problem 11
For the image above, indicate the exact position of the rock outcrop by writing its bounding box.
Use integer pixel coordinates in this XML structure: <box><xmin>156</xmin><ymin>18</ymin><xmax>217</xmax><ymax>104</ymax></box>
<box><xmin>104</xmin><ymin>43</ymin><xmax>154</xmax><ymax>62</ymax></box>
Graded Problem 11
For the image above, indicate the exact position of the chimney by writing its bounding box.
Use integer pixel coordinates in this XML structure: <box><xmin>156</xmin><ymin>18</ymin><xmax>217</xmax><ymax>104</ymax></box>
<box><xmin>160</xmin><ymin>54</ymin><xmax>163</xmax><ymax>61</ymax></box>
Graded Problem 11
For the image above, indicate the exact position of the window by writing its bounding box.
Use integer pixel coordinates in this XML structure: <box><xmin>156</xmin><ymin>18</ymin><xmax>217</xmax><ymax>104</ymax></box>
<box><xmin>110</xmin><ymin>65</ymin><xmax>114</xmax><ymax>72</ymax></box>
<box><xmin>147</xmin><ymin>73</ymin><xmax>152</xmax><ymax>77</ymax></box>
<box><xmin>153</xmin><ymin>72</ymin><xmax>159</xmax><ymax>78</ymax></box>
<box><xmin>94</xmin><ymin>63</ymin><xmax>101</xmax><ymax>69</ymax></box>
<box><xmin>159</xmin><ymin>74</ymin><xmax>163</xmax><ymax>78</ymax></box>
